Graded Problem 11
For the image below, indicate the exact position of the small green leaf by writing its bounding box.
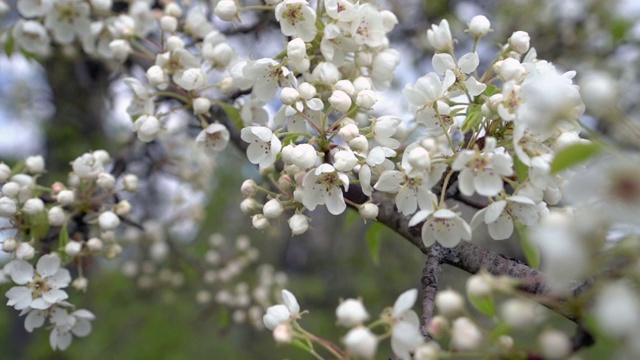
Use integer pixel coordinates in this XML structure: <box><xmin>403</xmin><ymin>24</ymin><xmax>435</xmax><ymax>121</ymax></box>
<box><xmin>468</xmin><ymin>294</ymin><xmax>495</xmax><ymax>317</ymax></box>
<box><xmin>28</xmin><ymin>212</ymin><xmax>50</xmax><ymax>241</ymax></box>
<box><xmin>461</xmin><ymin>104</ymin><xmax>483</xmax><ymax>132</ymax></box>
<box><xmin>4</xmin><ymin>30</ymin><xmax>14</xmax><ymax>56</ymax></box>
<box><xmin>516</xmin><ymin>222</ymin><xmax>539</xmax><ymax>269</ymax></box>
<box><xmin>482</xmin><ymin>84</ymin><xmax>498</xmax><ymax>98</ymax></box>
<box><xmin>365</xmin><ymin>222</ymin><xmax>384</xmax><ymax>265</ymax></box>
<box><xmin>550</xmin><ymin>142</ymin><xmax>603</xmax><ymax>174</ymax></box>
<box><xmin>343</xmin><ymin>208</ymin><xmax>360</xmax><ymax>231</ymax></box>
<box><xmin>219</xmin><ymin>103</ymin><xmax>242</xmax><ymax>129</ymax></box>
<box><xmin>59</xmin><ymin>222</ymin><xmax>69</xmax><ymax>247</ymax></box>
<box><xmin>489</xmin><ymin>321</ymin><xmax>512</xmax><ymax>340</ymax></box>
<box><xmin>513</xmin><ymin>156</ymin><xmax>528</xmax><ymax>183</ymax></box>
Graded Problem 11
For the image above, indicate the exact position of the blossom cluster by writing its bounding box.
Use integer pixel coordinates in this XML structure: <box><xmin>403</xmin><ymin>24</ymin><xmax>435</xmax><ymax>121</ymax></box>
<box><xmin>0</xmin><ymin>152</ymin><xmax>137</xmax><ymax>348</ymax></box>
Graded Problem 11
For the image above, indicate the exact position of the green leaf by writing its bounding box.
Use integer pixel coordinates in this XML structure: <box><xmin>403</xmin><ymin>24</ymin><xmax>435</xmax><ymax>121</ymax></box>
<box><xmin>28</xmin><ymin>212</ymin><xmax>50</xmax><ymax>241</ymax></box>
<box><xmin>468</xmin><ymin>294</ymin><xmax>495</xmax><ymax>317</ymax></box>
<box><xmin>219</xmin><ymin>103</ymin><xmax>242</xmax><ymax>130</ymax></box>
<box><xmin>365</xmin><ymin>222</ymin><xmax>384</xmax><ymax>265</ymax></box>
<box><xmin>513</xmin><ymin>156</ymin><xmax>528</xmax><ymax>183</ymax></box>
<box><xmin>482</xmin><ymin>84</ymin><xmax>499</xmax><ymax>98</ymax></box>
<box><xmin>59</xmin><ymin>222</ymin><xmax>69</xmax><ymax>247</ymax></box>
<box><xmin>550</xmin><ymin>142</ymin><xmax>603</xmax><ymax>174</ymax></box>
<box><xmin>461</xmin><ymin>104</ymin><xmax>483</xmax><ymax>132</ymax></box>
<box><xmin>489</xmin><ymin>321</ymin><xmax>512</xmax><ymax>340</ymax></box>
<box><xmin>343</xmin><ymin>208</ymin><xmax>360</xmax><ymax>231</ymax></box>
<box><xmin>4</xmin><ymin>30</ymin><xmax>14</xmax><ymax>56</ymax></box>
<box><xmin>516</xmin><ymin>222</ymin><xmax>539</xmax><ymax>269</ymax></box>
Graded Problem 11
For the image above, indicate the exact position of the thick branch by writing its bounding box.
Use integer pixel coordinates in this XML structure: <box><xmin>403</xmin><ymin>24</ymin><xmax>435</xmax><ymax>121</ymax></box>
<box><xmin>420</xmin><ymin>245</ymin><xmax>444</xmax><ymax>339</ymax></box>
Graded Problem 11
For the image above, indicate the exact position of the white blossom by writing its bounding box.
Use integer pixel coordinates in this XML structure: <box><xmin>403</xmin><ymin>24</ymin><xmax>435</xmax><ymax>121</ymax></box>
<box><xmin>275</xmin><ymin>0</ymin><xmax>317</xmax><ymax>42</ymax></box>
<box><xmin>241</xmin><ymin>126</ymin><xmax>282</xmax><ymax>168</ymax></box>
<box><xmin>336</xmin><ymin>298</ymin><xmax>369</xmax><ymax>327</ymax></box>
<box><xmin>301</xmin><ymin>164</ymin><xmax>349</xmax><ymax>215</ymax></box>
<box><xmin>196</xmin><ymin>124</ymin><xmax>230</xmax><ymax>154</ymax></box>
<box><xmin>5</xmin><ymin>254</ymin><xmax>71</xmax><ymax>310</ymax></box>
<box><xmin>409</xmin><ymin>209</ymin><xmax>472</xmax><ymax>248</ymax></box>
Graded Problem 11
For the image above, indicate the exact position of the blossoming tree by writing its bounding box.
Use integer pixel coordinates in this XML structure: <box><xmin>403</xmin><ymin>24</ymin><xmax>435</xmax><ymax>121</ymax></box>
<box><xmin>1</xmin><ymin>0</ymin><xmax>640</xmax><ymax>358</ymax></box>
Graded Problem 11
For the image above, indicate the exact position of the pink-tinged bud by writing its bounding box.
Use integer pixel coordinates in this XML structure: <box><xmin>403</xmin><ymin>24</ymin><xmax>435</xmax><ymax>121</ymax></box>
<box><xmin>241</xmin><ymin>179</ymin><xmax>257</xmax><ymax>196</ymax></box>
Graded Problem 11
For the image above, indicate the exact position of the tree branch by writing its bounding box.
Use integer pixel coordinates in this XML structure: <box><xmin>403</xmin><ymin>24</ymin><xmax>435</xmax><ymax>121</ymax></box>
<box><xmin>420</xmin><ymin>245</ymin><xmax>444</xmax><ymax>339</ymax></box>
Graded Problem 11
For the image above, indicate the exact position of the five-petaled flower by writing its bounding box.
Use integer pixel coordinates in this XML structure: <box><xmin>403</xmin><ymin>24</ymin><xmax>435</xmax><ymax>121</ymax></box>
<box><xmin>5</xmin><ymin>254</ymin><xmax>71</xmax><ymax>311</ymax></box>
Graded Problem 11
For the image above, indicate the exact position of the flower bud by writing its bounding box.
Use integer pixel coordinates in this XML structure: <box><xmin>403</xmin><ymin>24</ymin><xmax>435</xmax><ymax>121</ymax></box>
<box><xmin>72</xmin><ymin>276</ymin><xmax>89</xmax><ymax>291</ymax></box>
<box><xmin>356</xmin><ymin>89</ymin><xmax>378</xmax><ymax>110</ymax></box>
<box><xmin>349</xmin><ymin>135</ymin><xmax>369</xmax><ymax>153</ymax></box>
<box><xmin>16</xmin><ymin>242</ymin><xmax>35</xmax><ymax>260</ymax></box>
<box><xmin>166</xmin><ymin>35</ymin><xmax>184</xmax><ymax>51</ymax></box>
<box><xmin>252</xmin><ymin>214</ymin><xmax>270</xmax><ymax>230</ymax></box>
<box><xmin>336</xmin><ymin>298</ymin><xmax>369</xmax><ymax>327</ymax></box>
<box><xmin>329</xmin><ymin>90</ymin><xmax>352</xmax><ymax>112</ymax></box>
<box><xmin>0</xmin><ymin>197</ymin><xmax>17</xmax><ymax>217</ymax></box>
<box><xmin>413</xmin><ymin>343</ymin><xmax>440</xmax><ymax>360</ymax></box>
<box><xmin>334</xmin><ymin>80</ymin><xmax>356</xmax><ymax>97</ymax></box>
<box><xmin>109</xmin><ymin>39</ymin><xmax>131</xmax><ymax>62</ymax></box>
<box><xmin>287</xmin><ymin>38</ymin><xmax>307</xmax><ymax>59</ymax></box>
<box><xmin>48</xmin><ymin>206</ymin><xmax>66</xmax><ymax>226</ymax></box>
<box><xmin>435</xmin><ymin>289</ymin><xmax>465</xmax><ymax>317</ymax></box>
<box><xmin>273</xmin><ymin>324</ymin><xmax>293</xmax><ymax>344</ymax></box>
<box><xmin>146</xmin><ymin>65</ymin><xmax>168</xmax><ymax>89</ymax></box>
<box><xmin>338</xmin><ymin>123</ymin><xmax>360</xmax><ymax>142</ymax></box>
<box><xmin>407</xmin><ymin>146</ymin><xmax>431</xmax><ymax>171</ymax></box>
<box><xmin>133</xmin><ymin>115</ymin><xmax>161</xmax><ymax>143</ymax></box>
<box><xmin>263</xmin><ymin>304</ymin><xmax>290</xmax><ymax>330</ymax></box>
<box><xmin>466</xmin><ymin>274</ymin><xmax>492</xmax><ymax>298</ymax></box>
<box><xmin>193</xmin><ymin>97</ymin><xmax>211</xmax><ymax>115</ymax></box>
<box><xmin>98</xmin><ymin>211</ymin><xmax>120</xmax><ymax>231</ymax></box>
<box><xmin>57</xmin><ymin>190</ymin><xmax>75</xmax><ymax>205</ymax></box>
<box><xmin>359</xmin><ymin>203</ymin><xmax>378</xmax><ymax>220</ymax></box>
<box><xmin>312</xmin><ymin>62</ymin><xmax>340</xmax><ymax>84</ymax></box>
<box><xmin>451</xmin><ymin>317</ymin><xmax>483</xmax><ymax>351</ymax></box>
<box><xmin>508</xmin><ymin>31</ymin><xmax>530</xmax><ymax>54</ymax></box>
<box><xmin>22</xmin><ymin>198</ymin><xmax>44</xmax><ymax>215</ymax></box>
<box><xmin>90</xmin><ymin>0</ymin><xmax>111</xmax><ymax>12</ymax></box>
<box><xmin>160</xmin><ymin>15</ymin><xmax>178</xmax><ymax>32</ymax></box>
<box><xmin>97</xmin><ymin>172</ymin><xmax>116</xmax><ymax>190</ymax></box>
<box><xmin>501</xmin><ymin>298</ymin><xmax>540</xmax><ymax>329</ymax></box>
<box><xmin>468</xmin><ymin>15</ymin><xmax>491</xmax><ymax>37</ymax></box>
<box><xmin>106</xmin><ymin>243</ymin><xmax>123</xmax><ymax>259</ymax></box>
<box><xmin>427</xmin><ymin>315</ymin><xmax>449</xmax><ymax>338</ymax></box>
<box><xmin>25</xmin><ymin>155</ymin><xmax>45</xmax><ymax>174</ymax></box>
<box><xmin>115</xmin><ymin>200</ymin><xmax>132</xmax><ymax>216</ymax></box>
<box><xmin>0</xmin><ymin>163</ymin><xmax>10</xmax><ymax>182</ymax></box>
<box><xmin>123</xmin><ymin>174</ymin><xmax>138</xmax><ymax>192</ymax></box>
<box><xmin>2</xmin><ymin>238</ymin><xmax>17</xmax><ymax>252</ymax></box>
<box><xmin>281</xmin><ymin>144</ymin><xmax>317</xmax><ymax>169</ymax></box>
<box><xmin>86</xmin><ymin>237</ymin><xmax>104</xmax><ymax>252</ymax></box>
<box><xmin>288</xmin><ymin>214</ymin><xmax>309</xmax><ymax>235</ymax></box>
<box><xmin>165</xmin><ymin>2</ymin><xmax>182</xmax><ymax>17</ymax></box>
<box><xmin>343</xmin><ymin>326</ymin><xmax>378</xmax><ymax>359</ymax></box>
<box><xmin>333</xmin><ymin>150</ymin><xmax>358</xmax><ymax>172</ymax></box>
<box><xmin>298</xmin><ymin>82</ymin><xmax>317</xmax><ymax>100</ymax></box>
<box><xmin>280</xmin><ymin>87</ymin><xmax>300</xmax><ymax>105</ymax></box>
<box><xmin>539</xmin><ymin>329</ymin><xmax>571</xmax><ymax>360</ymax></box>
<box><xmin>240</xmin><ymin>198</ymin><xmax>258</xmax><ymax>213</ymax></box>
<box><xmin>65</xmin><ymin>241</ymin><xmax>83</xmax><ymax>257</ymax></box>
<box><xmin>240</xmin><ymin>179</ymin><xmax>257</xmax><ymax>196</ymax></box>
<box><xmin>2</xmin><ymin>182</ymin><xmax>20</xmax><ymax>198</ymax></box>
<box><xmin>263</xmin><ymin>199</ymin><xmax>284</xmax><ymax>219</ymax></box>
<box><xmin>214</xmin><ymin>0</ymin><xmax>237</xmax><ymax>21</ymax></box>
<box><xmin>176</xmin><ymin>68</ymin><xmax>208</xmax><ymax>91</ymax></box>
<box><xmin>496</xmin><ymin>58</ymin><xmax>525</xmax><ymax>82</ymax></box>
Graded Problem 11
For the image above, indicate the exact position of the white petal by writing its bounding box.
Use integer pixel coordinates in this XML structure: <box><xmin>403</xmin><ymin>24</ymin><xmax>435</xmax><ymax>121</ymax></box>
<box><xmin>393</xmin><ymin>289</ymin><xmax>417</xmax><ymax>317</ymax></box>
<box><xmin>36</xmin><ymin>255</ymin><xmax>61</xmax><ymax>278</ymax></box>
<box><xmin>281</xmin><ymin>289</ymin><xmax>299</xmax><ymax>315</ymax></box>
<box><xmin>409</xmin><ymin>210</ymin><xmax>433</xmax><ymax>227</ymax></box>
<box><xmin>396</xmin><ymin>186</ymin><xmax>417</xmax><ymax>215</ymax></box>
<box><xmin>474</xmin><ymin>170</ymin><xmax>503</xmax><ymax>197</ymax></box>
<box><xmin>47</xmin><ymin>268</ymin><xmax>71</xmax><ymax>288</ymax></box>
<box><xmin>24</xmin><ymin>310</ymin><xmax>46</xmax><ymax>332</ymax></box>
<box><xmin>488</xmin><ymin>213</ymin><xmax>514</xmax><ymax>240</ymax></box>
<box><xmin>421</xmin><ymin>220</ymin><xmax>437</xmax><ymax>247</ymax></box>
<box><xmin>72</xmin><ymin>319</ymin><xmax>92</xmax><ymax>337</ymax></box>
<box><xmin>458</xmin><ymin>52</ymin><xmax>480</xmax><ymax>73</ymax></box>
<box><xmin>374</xmin><ymin>171</ymin><xmax>403</xmax><ymax>192</ymax></box>
<box><xmin>325</xmin><ymin>188</ymin><xmax>346</xmax><ymax>215</ymax></box>
<box><xmin>9</xmin><ymin>260</ymin><xmax>34</xmax><ymax>285</ymax></box>
<box><xmin>485</xmin><ymin>200</ymin><xmax>507</xmax><ymax>223</ymax></box>
<box><xmin>391</xmin><ymin>321</ymin><xmax>424</xmax><ymax>360</ymax></box>
<box><xmin>470</xmin><ymin>208</ymin><xmax>488</xmax><ymax>229</ymax></box>
<box><xmin>432</xmin><ymin>53</ymin><xmax>455</xmax><ymax>74</ymax></box>
<box><xmin>42</xmin><ymin>288</ymin><xmax>68</xmax><ymax>304</ymax></box>
<box><xmin>6</xmin><ymin>286</ymin><xmax>33</xmax><ymax>309</ymax></box>
<box><xmin>458</xmin><ymin>169</ymin><xmax>475</xmax><ymax>196</ymax></box>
